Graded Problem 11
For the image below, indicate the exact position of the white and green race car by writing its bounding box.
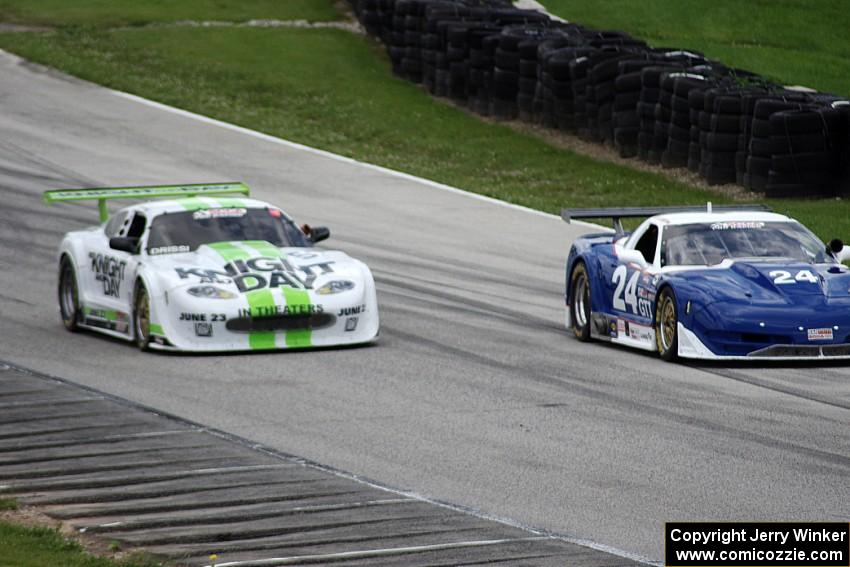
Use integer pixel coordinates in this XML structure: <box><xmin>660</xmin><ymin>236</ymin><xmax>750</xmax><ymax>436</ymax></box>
<box><xmin>46</xmin><ymin>182</ymin><xmax>379</xmax><ymax>352</ymax></box>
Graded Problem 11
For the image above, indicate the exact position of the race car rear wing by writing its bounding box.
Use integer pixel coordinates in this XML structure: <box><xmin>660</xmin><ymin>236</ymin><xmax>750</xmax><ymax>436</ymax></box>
<box><xmin>43</xmin><ymin>182</ymin><xmax>250</xmax><ymax>222</ymax></box>
<box><xmin>561</xmin><ymin>203</ymin><xmax>772</xmax><ymax>235</ymax></box>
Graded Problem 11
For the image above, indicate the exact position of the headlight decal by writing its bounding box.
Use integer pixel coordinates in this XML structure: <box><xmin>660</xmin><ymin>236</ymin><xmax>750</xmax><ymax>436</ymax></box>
<box><xmin>316</xmin><ymin>280</ymin><xmax>355</xmax><ymax>295</ymax></box>
<box><xmin>186</xmin><ymin>285</ymin><xmax>237</xmax><ymax>299</ymax></box>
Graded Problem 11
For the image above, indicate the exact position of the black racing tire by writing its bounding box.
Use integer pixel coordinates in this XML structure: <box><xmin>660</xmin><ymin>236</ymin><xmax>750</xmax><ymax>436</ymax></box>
<box><xmin>613</xmin><ymin>112</ymin><xmax>640</xmax><ymax>129</ymax></box>
<box><xmin>713</xmin><ymin>95</ymin><xmax>743</xmax><ymax>114</ymax></box>
<box><xmin>569</xmin><ymin>262</ymin><xmax>593</xmax><ymax>342</ymax></box>
<box><xmin>770</xmin><ymin>151</ymin><xmax>834</xmax><ymax>174</ymax></box>
<box><xmin>671</xmin><ymin>94</ymin><xmax>691</xmax><ymax>114</ymax></box>
<box><xmin>709</xmin><ymin>113</ymin><xmax>743</xmax><ymax>133</ymax></box>
<box><xmin>133</xmin><ymin>281</ymin><xmax>152</xmax><ymax>352</ymax></box>
<box><xmin>655</xmin><ymin>287</ymin><xmax>679</xmax><ymax>361</ymax></box>
<box><xmin>705</xmin><ymin>132</ymin><xmax>740</xmax><ymax>152</ymax></box>
<box><xmin>615</xmin><ymin>71</ymin><xmax>643</xmax><ymax>92</ymax></box>
<box><xmin>58</xmin><ymin>256</ymin><xmax>81</xmax><ymax>332</ymax></box>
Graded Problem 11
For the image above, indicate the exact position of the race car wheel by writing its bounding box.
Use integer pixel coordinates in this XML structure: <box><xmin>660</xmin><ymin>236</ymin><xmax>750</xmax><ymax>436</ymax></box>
<box><xmin>58</xmin><ymin>256</ymin><xmax>80</xmax><ymax>331</ymax></box>
<box><xmin>133</xmin><ymin>281</ymin><xmax>152</xmax><ymax>351</ymax></box>
<box><xmin>569</xmin><ymin>262</ymin><xmax>592</xmax><ymax>341</ymax></box>
<box><xmin>655</xmin><ymin>287</ymin><xmax>679</xmax><ymax>361</ymax></box>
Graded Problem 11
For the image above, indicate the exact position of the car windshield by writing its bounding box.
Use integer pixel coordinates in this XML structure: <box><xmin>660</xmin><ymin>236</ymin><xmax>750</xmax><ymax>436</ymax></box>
<box><xmin>661</xmin><ymin>221</ymin><xmax>830</xmax><ymax>266</ymax></box>
<box><xmin>146</xmin><ymin>208</ymin><xmax>310</xmax><ymax>254</ymax></box>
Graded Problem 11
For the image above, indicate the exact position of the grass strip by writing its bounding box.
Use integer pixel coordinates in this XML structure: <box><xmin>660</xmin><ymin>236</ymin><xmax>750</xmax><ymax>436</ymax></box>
<box><xmin>541</xmin><ymin>0</ymin><xmax>850</xmax><ymax>97</ymax></box>
<box><xmin>1</xmin><ymin>20</ymin><xmax>850</xmax><ymax>239</ymax></box>
<box><xmin>0</xmin><ymin>521</ymin><xmax>165</xmax><ymax>567</ymax></box>
<box><xmin>0</xmin><ymin>0</ymin><xmax>341</xmax><ymax>27</ymax></box>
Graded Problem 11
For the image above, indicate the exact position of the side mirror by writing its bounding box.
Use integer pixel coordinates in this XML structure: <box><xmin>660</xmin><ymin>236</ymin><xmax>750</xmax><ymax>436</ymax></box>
<box><xmin>828</xmin><ymin>239</ymin><xmax>850</xmax><ymax>262</ymax></box>
<box><xmin>109</xmin><ymin>236</ymin><xmax>139</xmax><ymax>254</ymax></box>
<box><xmin>618</xmin><ymin>248</ymin><xmax>647</xmax><ymax>266</ymax></box>
<box><xmin>309</xmin><ymin>226</ymin><xmax>330</xmax><ymax>244</ymax></box>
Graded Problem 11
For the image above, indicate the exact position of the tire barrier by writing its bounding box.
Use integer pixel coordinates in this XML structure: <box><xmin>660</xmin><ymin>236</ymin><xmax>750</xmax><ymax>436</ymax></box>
<box><xmin>348</xmin><ymin>0</ymin><xmax>850</xmax><ymax>198</ymax></box>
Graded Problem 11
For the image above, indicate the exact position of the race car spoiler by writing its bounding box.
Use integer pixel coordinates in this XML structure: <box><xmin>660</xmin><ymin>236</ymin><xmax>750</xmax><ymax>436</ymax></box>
<box><xmin>562</xmin><ymin>203</ymin><xmax>772</xmax><ymax>235</ymax></box>
<box><xmin>43</xmin><ymin>182</ymin><xmax>250</xmax><ymax>222</ymax></box>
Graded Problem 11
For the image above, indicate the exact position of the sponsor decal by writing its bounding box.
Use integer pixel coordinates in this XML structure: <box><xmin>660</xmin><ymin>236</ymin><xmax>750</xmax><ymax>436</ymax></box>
<box><xmin>628</xmin><ymin>323</ymin><xmax>654</xmax><ymax>344</ymax></box>
<box><xmin>345</xmin><ymin>317</ymin><xmax>359</xmax><ymax>332</ymax></box>
<box><xmin>617</xmin><ymin>319</ymin><xmax>626</xmax><ymax>335</ymax></box>
<box><xmin>237</xmin><ymin>304</ymin><xmax>323</xmax><ymax>318</ymax></box>
<box><xmin>114</xmin><ymin>311</ymin><xmax>129</xmax><ymax>334</ymax></box>
<box><xmin>89</xmin><ymin>252</ymin><xmax>126</xmax><ymax>298</ymax></box>
<box><xmin>194</xmin><ymin>322</ymin><xmax>213</xmax><ymax>337</ymax></box>
<box><xmin>609</xmin><ymin>320</ymin><xmax>618</xmax><ymax>338</ymax></box>
<box><xmin>192</xmin><ymin>208</ymin><xmax>247</xmax><ymax>220</ymax></box>
<box><xmin>175</xmin><ymin>256</ymin><xmax>336</xmax><ymax>292</ymax></box>
<box><xmin>175</xmin><ymin>268</ymin><xmax>231</xmax><ymax>284</ymax></box>
<box><xmin>83</xmin><ymin>308</ymin><xmax>129</xmax><ymax>333</ymax></box>
<box><xmin>637</xmin><ymin>287</ymin><xmax>656</xmax><ymax>301</ymax></box>
<box><xmin>223</xmin><ymin>257</ymin><xmax>335</xmax><ymax>292</ymax></box>
<box><xmin>710</xmin><ymin>221</ymin><xmax>765</xmax><ymax>231</ymax></box>
<box><xmin>337</xmin><ymin>304</ymin><xmax>366</xmax><ymax>317</ymax></box>
<box><xmin>807</xmin><ymin>328</ymin><xmax>834</xmax><ymax>341</ymax></box>
<box><xmin>180</xmin><ymin>312</ymin><xmax>207</xmax><ymax>322</ymax></box>
<box><xmin>150</xmin><ymin>245</ymin><xmax>190</xmax><ymax>256</ymax></box>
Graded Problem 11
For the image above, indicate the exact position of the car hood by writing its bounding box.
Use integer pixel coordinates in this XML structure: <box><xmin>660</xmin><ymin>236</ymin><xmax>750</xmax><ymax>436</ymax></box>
<box><xmin>672</xmin><ymin>260</ymin><xmax>850</xmax><ymax>307</ymax></box>
<box><xmin>146</xmin><ymin>241</ymin><xmax>364</xmax><ymax>294</ymax></box>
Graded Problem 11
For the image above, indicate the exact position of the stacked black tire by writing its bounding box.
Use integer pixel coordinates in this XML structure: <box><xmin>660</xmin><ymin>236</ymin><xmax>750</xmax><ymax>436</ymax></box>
<box><xmin>350</xmin><ymin>0</ymin><xmax>850</xmax><ymax>199</ymax></box>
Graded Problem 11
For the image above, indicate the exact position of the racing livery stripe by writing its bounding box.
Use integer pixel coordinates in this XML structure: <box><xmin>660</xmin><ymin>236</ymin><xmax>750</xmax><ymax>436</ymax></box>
<box><xmin>206</xmin><ymin>241</ymin><xmax>278</xmax><ymax>350</ymax></box>
<box><xmin>149</xmin><ymin>323</ymin><xmax>165</xmax><ymax>336</ymax></box>
<box><xmin>211</xmin><ymin>197</ymin><xmax>247</xmax><ymax>208</ymax></box>
<box><xmin>245</xmin><ymin>289</ymin><xmax>276</xmax><ymax>350</ymax></box>
<box><xmin>241</xmin><ymin>240</ymin><xmax>280</xmax><ymax>257</ymax></box>
<box><xmin>283</xmin><ymin>287</ymin><xmax>312</xmax><ymax>347</ymax></box>
<box><xmin>205</xmin><ymin>241</ymin><xmax>245</xmax><ymax>262</ymax></box>
<box><xmin>241</xmin><ymin>240</ymin><xmax>313</xmax><ymax>348</ymax></box>
<box><xmin>176</xmin><ymin>196</ymin><xmax>219</xmax><ymax>211</ymax></box>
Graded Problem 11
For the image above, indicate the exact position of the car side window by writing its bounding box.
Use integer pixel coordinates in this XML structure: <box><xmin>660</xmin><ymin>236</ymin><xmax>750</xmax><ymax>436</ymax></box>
<box><xmin>105</xmin><ymin>212</ymin><xmax>127</xmax><ymax>238</ymax></box>
<box><xmin>634</xmin><ymin>224</ymin><xmax>659</xmax><ymax>264</ymax></box>
<box><xmin>126</xmin><ymin>213</ymin><xmax>147</xmax><ymax>239</ymax></box>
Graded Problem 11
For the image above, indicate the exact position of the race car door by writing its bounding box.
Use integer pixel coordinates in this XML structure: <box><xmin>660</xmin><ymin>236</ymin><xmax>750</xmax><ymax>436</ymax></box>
<box><xmin>81</xmin><ymin>211</ymin><xmax>146</xmax><ymax>335</ymax></box>
<box><xmin>605</xmin><ymin>222</ymin><xmax>659</xmax><ymax>350</ymax></box>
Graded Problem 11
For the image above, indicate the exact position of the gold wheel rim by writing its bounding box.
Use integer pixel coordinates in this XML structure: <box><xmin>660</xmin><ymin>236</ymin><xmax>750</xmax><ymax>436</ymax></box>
<box><xmin>574</xmin><ymin>273</ymin><xmax>589</xmax><ymax>329</ymax></box>
<box><xmin>136</xmin><ymin>291</ymin><xmax>150</xmax><ymax>341</ymax></box>
<box><xmin>659</xmin><ymin>296</ymin><xmax>676</xmax><ymax>351</ymax></box>
<box><xmin>60</xmin><ymin>264</ymin><xmax>77</xmax><ymax>322</ymax></box>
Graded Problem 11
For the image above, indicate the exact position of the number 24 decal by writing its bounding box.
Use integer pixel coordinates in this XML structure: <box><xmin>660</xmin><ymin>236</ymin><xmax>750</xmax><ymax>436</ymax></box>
<box><xmin>612</xmin><ymin>265</ymin><xmax>652</xmax><ymax>317</ymax></box>
<box><xmin>768</xmin><ymin>270</ymin><xmax>818</xmax><ymax>285</ymax></box>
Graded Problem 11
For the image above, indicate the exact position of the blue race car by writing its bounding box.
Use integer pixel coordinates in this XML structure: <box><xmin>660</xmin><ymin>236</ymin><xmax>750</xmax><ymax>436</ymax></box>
<box><xmin>563</xmin><ymin>205</ymin><xmax>850</xmax><ymax>361</ymax></box>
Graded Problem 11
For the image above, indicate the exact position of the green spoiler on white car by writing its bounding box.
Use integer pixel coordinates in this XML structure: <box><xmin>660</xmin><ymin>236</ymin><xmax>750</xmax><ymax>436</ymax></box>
<box><xmin>43</xmin><ymin>182</ymin><xmax>250</xmax><ymax>222</ymax></box>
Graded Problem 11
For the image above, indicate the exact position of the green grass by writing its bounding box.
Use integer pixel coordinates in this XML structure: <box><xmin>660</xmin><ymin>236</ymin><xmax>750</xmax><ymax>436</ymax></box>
<box><xmin>0</xmin><ymin>521</ymin><xmax>165</xmax><ymax>567</ymax></box>
<box><xmin>1</xmin><ymin>6</ymin><xmax>850</xmax><ymax>240</ymax></box>
<box><xmin>542</xmin><ymin>0</ymin><xmax>850</xmax><ymax>97</ymax></box>
<box><xmin>0</xmin><ymin>0</ymin><xmax>341</xmax><ymax>26</ymax></box>
<box><xmin>0</xmin><ymin>498</ymin><xmax>18</xmax><ymax>511</ymax></box>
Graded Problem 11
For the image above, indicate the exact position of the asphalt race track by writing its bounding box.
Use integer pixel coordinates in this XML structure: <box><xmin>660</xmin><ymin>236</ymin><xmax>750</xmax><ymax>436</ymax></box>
<box><xmin>1</xmin><ymin>50</ymin><xmax>848</xmax><ymax>562</ymax></box>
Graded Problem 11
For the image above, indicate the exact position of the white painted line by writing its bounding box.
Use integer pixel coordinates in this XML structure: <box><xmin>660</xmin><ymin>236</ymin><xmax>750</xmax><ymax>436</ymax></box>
<box><xmin>253</xmin><ymin>449</ymin><xmax>656</xmax><ymax>565</ymax></box>
<box><xmin>287</xmin><ymin>497</ymin><xmax>412</xmax><ymax>513</ymax></box>
<box><xmin>104</xmin><ymin>429</ymin><xmax>195</xmax><ymax>440</ymax></box>
<box><xmin>204</xmin><ymin>536</ymin><xmax>551</xmax><ymax>566</ymax></box>
<box><xmin>513</xmin><ymin>0</ymin><xmax>568</xmax><ymax>22</ymax></box>
<box><xmin>107</xmin><ymin>89</ymin><xmax>606</xmax><ymax>231</ymax></box>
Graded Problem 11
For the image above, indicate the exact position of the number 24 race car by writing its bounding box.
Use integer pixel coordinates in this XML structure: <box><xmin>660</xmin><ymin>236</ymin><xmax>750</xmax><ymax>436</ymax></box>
<box><xmin>563</xmin><ymin>205</ymin><xmax>850</xmax><ymax>361</ymax></box>
<box><xmin>45</xmin><ymin>182</ymin><xmax>379</xmax><ymax>352</ymax></box>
